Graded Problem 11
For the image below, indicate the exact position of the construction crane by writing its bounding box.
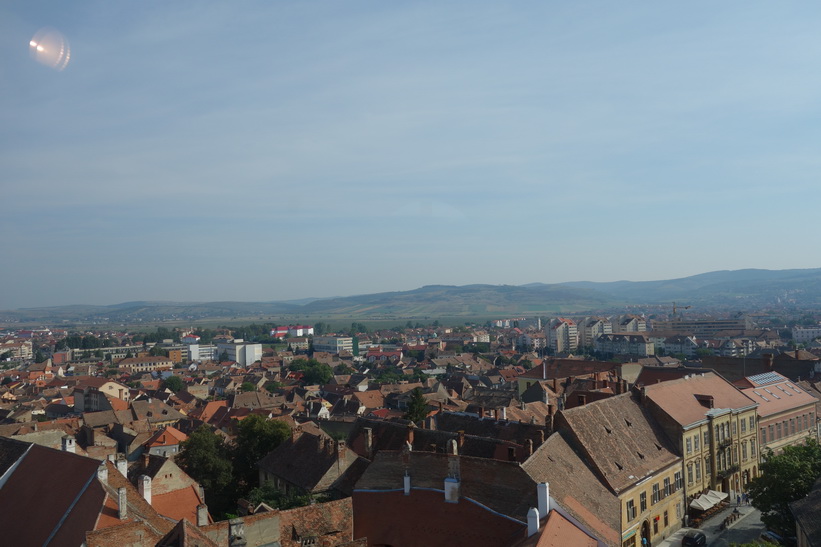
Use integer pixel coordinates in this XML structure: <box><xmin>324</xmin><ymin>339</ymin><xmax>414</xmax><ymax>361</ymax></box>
<box><xmin>672</xmin><ymin>302</ymin><xmax>691</xmax><ymax>318</ymax></box>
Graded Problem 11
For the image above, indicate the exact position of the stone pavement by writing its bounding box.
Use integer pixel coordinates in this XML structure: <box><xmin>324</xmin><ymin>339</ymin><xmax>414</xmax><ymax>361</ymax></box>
<box><xmin>656</xmin><ymin>502</ymin><xmax>758</xmax><ymax>547</ymax></box>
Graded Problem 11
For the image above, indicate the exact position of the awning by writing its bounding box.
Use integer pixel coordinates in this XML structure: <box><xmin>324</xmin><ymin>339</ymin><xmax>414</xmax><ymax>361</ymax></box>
<box><xmin>689</xmin><ymin>496</ymin><xmax>713</xmax><ymax>511</ymax></box>
<box><xmin>689</xmin><ymin>489</ymin><xmax>730</xmax><ymax>511</ymax></box>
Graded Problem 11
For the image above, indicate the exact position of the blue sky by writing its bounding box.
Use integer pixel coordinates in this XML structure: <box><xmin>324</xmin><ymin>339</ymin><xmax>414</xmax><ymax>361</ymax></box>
<box><xmin>2</xmin><ymin>1</ymin><xmax>820</xmax><ymax>309</ymax></box>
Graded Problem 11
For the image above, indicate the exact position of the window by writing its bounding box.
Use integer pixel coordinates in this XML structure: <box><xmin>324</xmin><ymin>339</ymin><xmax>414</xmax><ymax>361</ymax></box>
<box><xmin>640</xmin><ymin>492</ymin><xmax>647</xmax><ymax>512</ymax></box>
<box><xmin>626</xmin><ymin>499</ymin><xmax>636</xmax><ymax>521</ymax></box>
<box><xmin>790</xmin><ymin>418</ymin><xmax>796</xmax><ymax>435</ymax></box>
<box><xmin>675</xmin><ymin>471</ymin><xmax>683</xmax><ymax>491</ymax></box>
<box><xmin>687</xmin><ymin>463</ymin><xmax>694</xmax><ymax>484</ymax></box>
<box><xmin>769</xmin><ymin>424</ymin><xmax>774</xmax><ymax>440</ymax></box>
<box><xmin>805</xmin><ymin>414</ymin><xmax>809</xmax><ymax>431</ymax></box>
<box><xmin>749</xmin><ymin>416</ymin><xmax>755</xmax><ymax>431</ymax></box>
<box><xmin>705</xmin><ymin>456</ymin><xmax>711</xmax><ymax>475</ymax></box>
<box><xmin>652</xmin><ymin>483</ymin><xmax>660</xmax><ymax>504</ymax></box>
<box><xmin>686</xmin><ymin>437</ymin><xmax>692</xmax><ymax>454</ymax></box>
<box><xmin>751</xmin><ymin>439</ymin><xmax>756</xmax><ymax>457</ymax></box>
<box><xmin>664</xmin><ymin>510</ymin><xmax>669</xmax><ymax>527</ymax></box>
<box><xmin>695</xmin><ymin>461</ymin><xmax>701</xmax><ymax>481</ymax></box>
<box><xmin>761</xmin><ymin>427</ymin><xmax>767</xmax><ymax>444</ymax></box>
<box><xmin>704</xmin><ymin>431</ymin><xmax>710</xmax><ymax>446</ymax></box>
<box><xmin>694</xmin><ymin>434</ymin><xmax>700</xmax><ymax>451</ymax></box>
<box><xmin>776</xmin><ymin>422</ymin><xmax>782</xmax><ymax>439</ymax></box>
<box><xmin>741</xmin><ymin>418</ymin><xmax>746</xmax><ymax>433</ymax></box>
<box><xmin>664</xmin><ymin>478</ymin><xmax>671</xmax><ymax>497</ymax></box>
<box><xmin>732</xmin><ymin>421</ymin><xmax>737</xmax><ymax>435</ymax></box>
<box><xmin>653</xmin><ymin>519</ymin><xmax>659</xmax><ymax>534</ymax></box>
<box><xmin>742</xmin><ymin>441</ymin><xmax>747</xmax><ymax>461</ymax></box>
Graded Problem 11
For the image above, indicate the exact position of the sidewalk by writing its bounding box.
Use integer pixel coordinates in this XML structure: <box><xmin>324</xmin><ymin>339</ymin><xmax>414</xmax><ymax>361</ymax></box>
<box><xmin>656</xmin><ymin>502</ymin><xmax>757</xmax><ymax>547</ymax></box>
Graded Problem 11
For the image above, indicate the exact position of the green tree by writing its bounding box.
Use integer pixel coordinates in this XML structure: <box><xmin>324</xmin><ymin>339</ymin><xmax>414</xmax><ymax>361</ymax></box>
<box><xmin>246</xmin><ymin>481</ymin><xmax>317</xmax><ymax>510</ymax></box>
<box><xmin>149</xmin><ymin>345</ymin><xmax>167</xmax><ymax>357</ymax></box>
<box><xmin>34</xmin><ymin>350</ymin><xmax>46</xmax><ymax>363</ymax></box>
<box><xmin>748</xmin><ymin>438</ymin><xmax>821</xmax><ymax>536</ymax></box>
<box><xmin>240</xmin><ymin>381</ymin><xmax>257</xmax><ymax>392</ymax></box>
<box><xmin>403</xmin><ymin>388</ymin><xmax>429</xmax><ymax>423</ymax></box>
<box><xmin>162</xmin><ymin>375</ymin><xmax>184</xmax><ymax>393</ymax></box>
<box><xmin>177</xmin><ymin>425</ymin><xmax>234</xmax><ymax>517</ymax></box>
<box><xmin>219</xmin><ymin>350</ymin><xmax>229</xmax><ymax>362</ymax></box>
<box><xmin>232</xmin><ymin>415</ymin><xmax>291</xmax><ymax>489</ymax></box>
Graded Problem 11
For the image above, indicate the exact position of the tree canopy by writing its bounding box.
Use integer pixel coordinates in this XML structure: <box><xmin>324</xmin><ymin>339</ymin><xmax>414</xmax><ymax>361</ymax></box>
<box><xmin>749</xmin><ymin>438</ymin><xmax>821</xmax><ymax>536</ymax></box>
<box><xmin>162</xmin><ymin>375</ymin><xmax>184</xmax><ymax>393</ymax></box>
<box><xmin>176</xmin><ymin>425</ymin><xmax>235</xmax><ymax>516</ymax></box>
<box><xmin>232</xmin><ymin>414</ymin><xmax>291</xmax><ymax>488</ymax></box>
<box><xmin>290</xmin><ymin>358</ymin><xmax>333</xmax><ymax>385</ymax></box>
<box><xmin>404</xmin><ymin>387</ymin><xmax>429</xmax><ymax>423</ymax></box>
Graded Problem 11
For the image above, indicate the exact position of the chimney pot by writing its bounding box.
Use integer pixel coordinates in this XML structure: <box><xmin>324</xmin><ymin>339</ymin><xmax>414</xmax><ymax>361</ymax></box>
<box><xmin>527</xmin><ymin>507</ymin><xmax>540</xmax><ymax>537</ymax></box>
<box><xmin>117</xmin><ymin>487</ymin><xmax>127</xmax><ymax>520</ymax></box>
<box><xmin>197</xmin><ymin>504</ymin><xmax>209</xmax><ymax>526</ymax></box>
<box><xmin>139</xmin><ymin>474</ymin><xmax>152</xmax><ymax>505</ymax></box>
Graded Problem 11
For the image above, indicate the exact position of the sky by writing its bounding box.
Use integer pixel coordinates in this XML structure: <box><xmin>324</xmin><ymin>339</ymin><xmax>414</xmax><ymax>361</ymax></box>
<box><xmin>2</xmin><ymin>1</ymin><xmax>820</xmax><ymax>309</ymax></box>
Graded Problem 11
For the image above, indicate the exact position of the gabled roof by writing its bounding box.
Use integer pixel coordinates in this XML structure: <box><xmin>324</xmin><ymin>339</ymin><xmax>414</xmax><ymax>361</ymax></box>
<box><xmin>556</xmin><ymin>392</ymin><xmax>679</xmax><ymax>494</ymax></box>
<box><xmin>642</xmin><ymin>371</ymin><xmax>757</xmax><ymax>427</ymax></box>
<box><xmin>522</xmin><ymin>432</ymin><xmax>621</xmax><ymax>546</ymax></box>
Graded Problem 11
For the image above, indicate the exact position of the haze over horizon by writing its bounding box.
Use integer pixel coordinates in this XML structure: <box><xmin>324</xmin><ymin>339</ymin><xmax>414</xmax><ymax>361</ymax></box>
<box><xmin>3</xmin><ymin>2</ymin><xmax>820</xmax><ymax>309</ymax></box>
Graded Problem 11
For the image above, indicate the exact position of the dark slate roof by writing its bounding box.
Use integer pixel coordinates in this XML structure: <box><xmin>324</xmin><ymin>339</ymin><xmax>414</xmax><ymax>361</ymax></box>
<box><xmin>0</xmin><ymin>438</ymin><xmax>106</xmax><ymax>546</ymax></box>
<box><xmin>791</xmin><ymin>476</ymin><xmax>821</xmax><ymax>546</ymax></box>
<box><xmin>258</xmin><ymin>431</ymin><xmax>369</xmax><ymax>495</ymax></box>
<box><xmin>0</xmin><ymin>435</ymin><xmax>30</xmax><ymax>476</ymax></box>
<box><xmin>556</xmin><ymin>392</ymin><xmax>679</xmax><ymax>494</ymax></box>
<box><xmin>433</xmin><ymin>411</ymin><xmax>548</xmax><ymax>446</ymax></box>
<box><xmin>522</xmin><ymin>432</ymin><xmax>621</xmax><ymax>546</ymax></box>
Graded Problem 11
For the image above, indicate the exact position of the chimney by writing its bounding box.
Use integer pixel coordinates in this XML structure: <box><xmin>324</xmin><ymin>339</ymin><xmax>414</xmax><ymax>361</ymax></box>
<box><xmin>61</xmin><ymin>435</ymin><xmax>75</xmax><ymax>454</ymax></box>
<box><xmin>292</xmin><ymin>424</ymin><xmax>302</xmax><ymax>442</ymax></box>
<box><xmin>479</xmin><ymin>407</ymin><xmax>485</xmax><ymax>418</ymax></box>
<box><xmin>139</xmin><ymin>474</ymin><xmax>152</xmax><ymax>505</ymax></box>
<box><xmin>335</xmin><ymin>440</ymin><xmax>347</xmax><ymax>460</ymax></box>
<box><xmin>764</xmin><ymin>353</ymin><xmax>774</xmax><ymax>370</ymax></box>
<box><xmin>403</xmin><ymin>472</ymin><xmax>411</xmax><ymax>495</ymax></box>
<box><xmin>116</xmin><ymin>454</ymin><xmax>127</xmax><ymax>477</ymax></box>
<box><xmin>507</xmin><ymin>446</ymin><xmax>517</xmax><ymax>462</ymax></box>
<box><xmin>525</xmin><ymin>439</ymin><xmax>533</xmax><ymax>457</ymax></box>
<box><xmin>537</xmin><ymin>482</ymin><xmax>550</xmax><ymax>516</ymax></box>
<box><xmin>552</xmin><ymin>377</ymin><xmax>558</xmax><ymax>392</ymax></box>
<box><xmin>97</xmin><ymin>462</ymin><xmax>108</xmax><ymax>484</ymax></box>
<box><xmin>796</xmin><ymin>349</ymin><xmax>800</xmax><ymax>359</ymax></box>
<box><xmin>527</xmin><ymin>507</ymin><xmax>540</xmax><ymax>537</ymax></box>
<box><xmin>542</xmin><ymin>361</ymin><xmax>547</xmax><ymax>380</ymax></box>
<box><xmin>406</xmin><ymin>423</ymin><xmax>415</xmax><ymax>448</ymax></box>
<box><xmin>457</xmin><ymin>430</ymin><xmax>465</xmax><ymax>449</ymax></box>
<box><xmin>142</xmin><ymin>451</ymin><xmax>150</xmax><ymax>470</ymax></box>
<box><xmin>499</xmin><ymin>407</ymin><xmax>507</xmax><ymax>421</ymax></box>
<box><xmin>197</xmin><ymin>504</ymin><xmax>209</xmax><ymax>526</ymax></box>
<box><xmin>446</xmin><ymin>439</ymin><xmax>461</xmax><ymax>501</ymax></box>
<box><xmin>536</xmin><ymin>430</ymin><xmax>545</xmax><ymax>446</ymax></box>
<box><xmin>118</xmin><ymin>487</ymin><xmax>127</xmax><ymax>520</ymax></box>
<box><xmin>363</xmin><ymin>427</ymin><xmax>373</xmax><ymax>459</ymax></box>
<box><xmin>229</xmin><ymin>518</ymin><xmax>247</xmax><ymax>547</ymax></box>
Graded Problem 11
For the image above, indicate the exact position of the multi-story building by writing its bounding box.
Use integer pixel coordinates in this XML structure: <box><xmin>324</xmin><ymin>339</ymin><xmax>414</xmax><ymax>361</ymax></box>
<box><xmin>737</xmin><ymin>371</ymin><xmax>818</xmax><ymax>455</ymax></box>
<box><xmin>117</xmin><ymin>355</ymin><xmax>174</xmax><ymax>374</ymax></box>
<box><xmin>793</xmin><ymin>325</ymin><xmax>821</xmax><ymax>345</ymax></box>
<box><xmin>538</xmin><ymin>392</ymin><xmax>684</xmax><ymax>547</ymax></box>
<box><xmin>216</xmin><ymin>339</ymin><xmax>262</xmax><ymax>366</ymax></box>
<box><xmin>614</xmin><ymin>315</ymin><xmax>647</xmax><ymax>333</ymax></box>
<box><xmin>639</xmin><ymin>372</ymin><xmax>759</xmax><ymax>511</ymax></box>
<box><xmin>594</xmin><ymin>333</ymin><xmax>654</xmax><ymax>358</ymax></box>
<box><xmin>578</xmin><ymin>317</ymin><xmax>613</xmax><ymax>348</ymax></box>
<box><xmin>545</xmin><ymin>318</ymin><xmax>578</xmax><ymax>354</ymax></box>
<box><xmin>0</xmin><ymin>339</ymin><xmax>33</xmax><ymax>360</ymax></box>
<box><xmin>313</xmin><ymin>336</ymin><xmax>354</xmax><ymax>355</ymax></box>
<box><xmin>652</xmin><ymin>315</ymin><xmax>753</xmax><ymax>338</ymax></box>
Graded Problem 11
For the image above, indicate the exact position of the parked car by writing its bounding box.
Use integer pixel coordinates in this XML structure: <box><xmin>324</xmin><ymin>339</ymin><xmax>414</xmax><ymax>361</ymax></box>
<box><xmin>760</xmin><ymin>530</ymin><xmax>785</xmax><ymax>544</ymax></box>
<box><xmin>681</xmin><ymin>530</ymin><xmax>707</xmax><ymax>546</ymax></box>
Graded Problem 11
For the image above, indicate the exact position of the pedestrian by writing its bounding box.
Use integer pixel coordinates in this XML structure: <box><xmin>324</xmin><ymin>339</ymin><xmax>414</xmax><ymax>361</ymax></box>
<box><xmin>737</xmin><ymin>494</ymin><xmax>741</xmax><ymax>506</ymax></box>
<box><xmin>641</xmin><ymin>536</ymin><xmax>648</xmax><ymax>547</ymax></box>
<box><xmin>743</xmin><ymin>492</ymin><xmax>749</xmax><ymax>505</ymax></box>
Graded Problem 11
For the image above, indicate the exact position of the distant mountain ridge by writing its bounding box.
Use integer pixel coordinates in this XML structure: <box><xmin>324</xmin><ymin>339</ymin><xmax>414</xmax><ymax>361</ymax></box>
<box><xmin>2</xmin><ymin>268</ymin><xmax>820</xmax><ymax>324</ymax></box>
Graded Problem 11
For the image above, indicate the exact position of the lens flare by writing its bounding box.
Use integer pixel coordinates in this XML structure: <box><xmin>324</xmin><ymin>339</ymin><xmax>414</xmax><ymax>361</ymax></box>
<box><xmin>29</xmin><ymin>28</ymin><xmax>71</xmax><ymax>71</ymax></box>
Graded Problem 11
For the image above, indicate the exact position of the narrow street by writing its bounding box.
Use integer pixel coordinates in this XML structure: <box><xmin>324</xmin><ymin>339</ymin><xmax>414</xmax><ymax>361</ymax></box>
<box><xmin>707</xmin><ymin>508</ymin><xmax>765</xmax><ymax>546</ymax></box>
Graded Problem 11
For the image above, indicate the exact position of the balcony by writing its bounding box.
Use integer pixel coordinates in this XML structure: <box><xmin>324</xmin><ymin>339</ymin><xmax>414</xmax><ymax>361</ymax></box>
<box><xmin>717</xmin><ymin>465</ymin><xmax>739</xmax><ymax>480</ymax></box>
<box><xmin>718</xmin><ymin>437</ymin><xmax>733</xmax><ymax>449</ymax></box>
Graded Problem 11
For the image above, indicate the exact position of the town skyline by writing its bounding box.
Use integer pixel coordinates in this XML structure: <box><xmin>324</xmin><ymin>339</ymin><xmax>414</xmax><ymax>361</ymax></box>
<box><xmin>4</xmin><ymin>2</ymin><xmax>821</xmax><ymax>308</ymax></box>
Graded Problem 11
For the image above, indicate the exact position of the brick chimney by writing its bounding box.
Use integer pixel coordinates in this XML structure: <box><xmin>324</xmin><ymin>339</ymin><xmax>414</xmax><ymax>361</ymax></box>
<box><xmin>97</xmin><ymin>461</ymin><xmax>108</xmax><ymax>484</ymax></box>
<box><xmin>197</xmin><ymin>504</ymin><xmax>209</xmax><ymax>526</ymax></box>
<box><xmin>525</xmin><ymin>438</ymin><xmax>533</xmax><ymax>457</ymax></box>
<box><xmin>335</xmin><ymin>440</ymin><xmax>347</xmax><ymax>460</ymax></box>
<box><xmin>229</xmin><ymin>518</ymin><xmax>247</xmax><ymax>547</ymax></box>
<box><xmin>61</xmin><ymin>435</ymin><xmax>75</xmax><ymax>454</ymax></box>
<box><xmin>363</xmin><ymin>427</ymin><xmax>373</xmax><ymax>459</ymax></box>
<box><xmin>139</xmin><ymin>475</ymin><xmax>152</xmax><ymax>505</ymax></box>
<box><xmin>117</xmin><ymin>487</ymin><xmax>127</xmax><ymax>520</ymax></box>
